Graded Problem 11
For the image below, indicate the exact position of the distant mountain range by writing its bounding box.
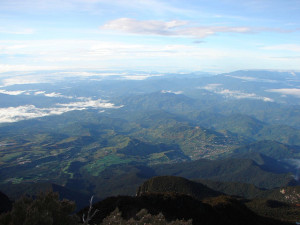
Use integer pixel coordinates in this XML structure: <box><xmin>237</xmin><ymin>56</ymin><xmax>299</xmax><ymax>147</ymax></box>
<box><xmin>0</xmin><ymin>70</ymin><xmax>300</xmax><ymax>213</ymax></box>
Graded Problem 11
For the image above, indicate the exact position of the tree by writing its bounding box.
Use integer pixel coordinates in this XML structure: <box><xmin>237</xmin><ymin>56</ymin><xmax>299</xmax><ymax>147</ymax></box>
<box><xmin>0</xmin><ymin>191</ymin><xmax>79</xmax><ymax>225</ymax></box>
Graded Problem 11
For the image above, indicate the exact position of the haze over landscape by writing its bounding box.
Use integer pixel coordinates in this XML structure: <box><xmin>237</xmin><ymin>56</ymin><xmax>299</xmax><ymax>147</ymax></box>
<box><xmin>0</xmin><ymin>1</ymin><xmax>300</xmax><ymax>225</ymax></box>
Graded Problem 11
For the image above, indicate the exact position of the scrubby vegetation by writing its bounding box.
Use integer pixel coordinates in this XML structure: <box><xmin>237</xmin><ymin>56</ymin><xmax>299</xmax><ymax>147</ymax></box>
<box><xmin>101</xmin><ymin>208</ymin><xmax>192</xmax><ymax>225</ymax></box>
<box><xmin>0</xmin><ymin>191</ymin><xmax>194</xmax><ymax>225</ymax></box>
<box><xmin>0</xmin><ymin>192</ymin><xmax>78</xmax><ymax>225</ymax></box>
<box><xmin>1</xmin><ymin>181</ymin><xmax>299</xmax><ymax>225</ymax></box>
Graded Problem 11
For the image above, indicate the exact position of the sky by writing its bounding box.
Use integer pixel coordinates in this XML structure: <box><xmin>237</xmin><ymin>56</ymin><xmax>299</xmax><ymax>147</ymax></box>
<box><xmin>0</xmin><ymin>0</ymin><xmax>300</xmax><ymax>73</ymax></box>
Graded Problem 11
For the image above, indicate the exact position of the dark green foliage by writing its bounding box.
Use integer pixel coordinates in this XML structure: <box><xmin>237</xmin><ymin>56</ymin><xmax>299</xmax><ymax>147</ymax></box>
<box><xmin>256</xmin><ymin>125</ymin><xmax>300</xmax><ymax>146</ymax></box>
<box><xmin>152</xmin><ymin>156</ymin><xmax>296</xmax><ymax>189</ymax></box>
<box><xmin>133</xmin><ymin>122</ymin><xmax>245</xmax><ymax>159</ymax></box>
<box><xmin>101</xmin><ymin>208</ymin><xmax>193</xmax><ymax>225</ymax></box>
<box><xmin>0</xmin><ymin>191</ymin><xmax>12</xmax><ymax>214</ymax></box>
<box><xmin>136</xmin><ymin>176</ymin><xmax>221</xmax><ymax>200</ymax></box>
<box><xmin>114</xmin><ymin>92</ymin><xmax>197</xmax><ymax>114</ymax></box>
<box><xmin>79</xmin><ymin>193</ymin><xmax>292</xmax><ymax>225</ymax></box>
<box><xmin>0</xmin><ymin>183</ymin><xmax>91</xmax><ymax>212</ymax></box>
<box><xmin>117</xmin><ymin>139</ymin><xmax>182</xmax><ymax>157</ymax></box>
<box><xmin>0</xmin><ymin>191</ymin><xmax>78</xmax><ymax>225</ymax></box>
<box><xmin>66</xmin><ymin>153</ymin><xmax>298</xmax><ymax>200</ymax></box>
<box><xmin>195</xmin><ymin>179</ymin><xmax>269</xmax><ymax>199</ymax></box>
<box><xmin>136</xmin><ymin>176</ymin><xmax>299</xmax><ymax>223</ymax></box>
<box><xmin>206</xmin><ymin>114</ymin><xmax>265</xmax><ymax>136</ymax></box>
<box><xmin>195</xmin><ymin>179</ymin><xmax>300</xmax><ymax>203</ymax></box>
<box><xmin>233</xmin><ymin>140</ymin><xmax>300</xmax><ymax>160</ymax></box>
<box><xmin>246</xmin><ymin>199</ymin><xmax>300</xmax><ymax>223</ymax></box>
<box><xmin>197</xmin><ymin>113</ymin><xmax>300</xmax><ymax>146</ymax></box>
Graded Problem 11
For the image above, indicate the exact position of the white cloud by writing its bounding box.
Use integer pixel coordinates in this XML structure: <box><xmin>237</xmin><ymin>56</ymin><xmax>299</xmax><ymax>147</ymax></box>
<box><xmin>225</xmin><ymin>75</ymin><xmax>278</xmax><ymax>83</ymax></box>
<box><xmin>200</xmin><ymin>84</ymin><xmax>274</xmax><ymax>102</ymax></box>
<box><xmin>0</xmin><ymin>105</ymin><xmax>67</xmax><ymax>123</ymax></box>
<box><xmin>266</xmin><ymin>88</ymin><xmax>300</xmax><ymax>98</ymax></box>
<box><xmin>0</xmin><ymin>27</ymin><xmax>35</xmax><ymax>35</ymax></box>
<box><xmin>1</xmin><ymin>75</ymin><xmax>51</xmax><ymax>86</ymax></box>
<box><xmin>102</xmin><ymin>18</ymin><xmax>254</xmax><ymax>38</ymax></box>
<box><xmin>282</xmin><ymin>158</ymin><xmax>300</xmax><ymax>180</ymax></box>
<box><xmin>201</xmin><ymin>83</ymin><xmax>223</xmax><ymax>90</ymax></box>
<box><xmin>0</xmin><ymin>98</ymin><xmax>122</xmax><ymax>123</ymax></box>
<box><xmin>0</xmin><ymin>64</ymin><xmax>66</xmax><ymax>74</ymax></box>
<box><xmin>57</xmin><ymin>98</ymin><xmax>120</xmax><ymax>108</ymax></box>
<box><xmin>44</xmin><ymin>92</ymin><xmax>71</xmax><ymax>98</ymax></box>
<box><xmin>2</xmin><ymin>39</ymin><xmax>299</xmax><ymax>73</ymax></box>
<box><xmin>0</xmin><ymin>40</ymin><xmax>230</xmax><ymax>73</ymax></box>
<box><xmin>122</xmin><ymin>74</ymin><xmax>163</xmax><ymax>80</ymax></box>
<box><xmin>221</xmin><ymin>89</ymin><xmax>274</xmax><ymax>102</ymax></box>
<box><xmin>262</xmin><ymin>44</ymin><xmax>300</xmax><ymax>52</ymax></box>
<box><xmin>34</xmin><ymin>91</ymin><xmax>73</xmax><ymax>99</ymax></box>
<box><xmin>0</xmin><ymin>89</ymin><xmax>26</xmax><ymax>95</ymax></box>
<box><xmin>103</xmin><ymin>18</ymin><xmax>188</xmax><ymax>36</ymax></box>
<box><xmin>284</xmin><ymin>159</ymin><xmax>300</xmax><ymax>168</ymax></box>
<box><xmin>161</xmin><ymin>90</ymin><xmax>183</xmax><ymax>94</ymax></box>
<box><xmin>34</xmin><ymin>91</ymin><xmax>45</xmax><ymax>95</ymax></box>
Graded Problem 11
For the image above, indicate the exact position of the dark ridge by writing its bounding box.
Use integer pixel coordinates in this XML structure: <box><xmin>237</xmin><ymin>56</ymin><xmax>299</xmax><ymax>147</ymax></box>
<box><xmin>246</xmin><ymin>198</ymin><xmax>300</xmax><ymax>223</ymax></box>
<box><xmin>195</xmin><ymin>179</ymin><xmax>269</xmax><ymax>199</ymax></box>
<box><xmin>0</xmin><ymin>191</ymin><xmax>12</xmax><ymax>214</ymax></box>
<box><xmin>152</xmin><ymin>156</ymin><xmax>295</xmax><ymax>189</ymax></box>
<box><xmin>232</xmin><ymin>140</ymin><xmax>300</xmax><ymax>160</ymax></box>
<box><xmin>136</xmin><ymin>175</ymin><xmax>222</xmax><ymax>200</ymax></box>
<box><xmin>78</xmin><ymin>193</ymin><xmax>292</xmax><ymax>225</ymax></box>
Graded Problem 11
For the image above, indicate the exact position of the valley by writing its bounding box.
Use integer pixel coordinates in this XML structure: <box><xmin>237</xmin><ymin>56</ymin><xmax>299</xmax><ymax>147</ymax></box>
<box><xmin>0</xmin><ymin>70</ymin><xmax>299</xmax><ymax>203</ymax></box>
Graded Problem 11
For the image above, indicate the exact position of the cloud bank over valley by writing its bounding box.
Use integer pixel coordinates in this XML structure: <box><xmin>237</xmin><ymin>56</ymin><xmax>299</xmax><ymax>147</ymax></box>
<box><xmin>200</xmin><ymin>84</ymin><xmax>274</xmax><ymax>102</ymax></box>
<box><xmin>0</xmin><ymin>90</ymin><xmax>121</xmax><ymax>123</ymax></box>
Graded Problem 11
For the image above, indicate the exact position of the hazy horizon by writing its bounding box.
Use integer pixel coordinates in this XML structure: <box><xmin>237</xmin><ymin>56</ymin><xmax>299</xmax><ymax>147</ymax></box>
<box><xmin>1</xmin><ymin>0</ymin><xmax>300</xmax><ymax>75</ymax></box>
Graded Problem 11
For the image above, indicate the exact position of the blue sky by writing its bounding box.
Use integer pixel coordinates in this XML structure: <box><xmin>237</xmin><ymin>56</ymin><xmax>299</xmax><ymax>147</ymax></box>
<box><xmin>0</xmin><ymin>0</ymin><xmax>300</xmax><ymax>73</ymax></box>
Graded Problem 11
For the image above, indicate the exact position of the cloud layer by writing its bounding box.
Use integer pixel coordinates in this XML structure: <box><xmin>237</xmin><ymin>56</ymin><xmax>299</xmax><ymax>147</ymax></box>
<box><xmin>266</xmin><ymin>88</ymin><xmax>300</xmax><ymax>98</ymax></box>
<box><xmin>0</xmin><ymin>98</ymin><xmax>121</xmax><ymax>123</ymax></box>
<box><xmin>34</xmin><ymin>91</ymin><xmax>73</xmax><ymax>99</ymax></box>
<box><xmin>161</xmin><ymin>90</ymin><xmax>183</xmax><ymax>94</ymax></box>
<box><xmin>102</xmin><ymin>18</ymin><xmax>254</xmax><ymax>38</ymax></box>
<box><xmin>0</xmin><ymin>89</ymin><xmax>26</xmax><ymax>95</ymax></box>
<box><xmin>200</xmin><ymin>84</ymin><xmax>274</xmax><ymax>102</ymax></box>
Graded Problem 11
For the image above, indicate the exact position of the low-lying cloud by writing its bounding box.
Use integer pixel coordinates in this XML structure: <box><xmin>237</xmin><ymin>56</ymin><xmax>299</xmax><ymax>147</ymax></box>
<box><xmin>0</xmin><ymin>88</ymin><xmax>75</xmax><ymax>99</ymax></box>
<box><xmin>161</xmin><ymin>90</ymin><xmax>183</xmax><ymax>94</ymax></box>
<box><xmin>34</xmin><ymin>91</ymin><xmax>73</xmax><ymax>99</ymax></box>
<box><xmin>57</xmin><ymin>98</ymin><xmax>117</xmax><ymax>108</ymax></box>
<box><xmin>282</xmin><ymin>159</ymin><xmax>300</xmax><ymax>181</ymax></box>
<box><xmin>0</xmin><ymin>98</ymin><xmax>122</xmax><ymax>123</ymax></box>
<box><xmin>0</xmin><ymin>89</ymin><xmax>26</xmax><ymax>95</ymax></box>
<box><xmin>200</xmin><ymin>84</ymin><xmax>274</xmax><ymax>102</ymax></box>
<box><xmin>226</xmin><ymin>75</ymin><xmax>278</xmax><ymax>83</ymax></box>
<box><xmin>266</xmin><ymin>88</ymin><xmax>300</xmax><ymax>98</ymax></box>
<box><xmin>1</xmin><ymin>75</ymin><xmax>52</xmax><ymax>86</ymax></box>
<box><xmin>201</xmin><ymin>83</ymin><xmax>222</xmax><ymax>91</ymax></box>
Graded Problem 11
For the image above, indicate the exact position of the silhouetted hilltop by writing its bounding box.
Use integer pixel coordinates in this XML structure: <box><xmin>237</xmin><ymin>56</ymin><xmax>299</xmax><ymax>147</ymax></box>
<box><xmin>0</xmin><ymin>191</ymin><xmax>12</xmax><ymax>214</ymax></box>
<box><xmin>79</xmin><ymin>192</ymin><xmax>292</xmax><ymax>225</ymax></box>
<box><xmin>136</xmin><ymin>175</ymin><xmax>222</xmax><ymax>200</ymax></box>
<box><xmin>1</xmin><ymin>176</ymin><xmax>298</xmax><ymax>224</ymax></box>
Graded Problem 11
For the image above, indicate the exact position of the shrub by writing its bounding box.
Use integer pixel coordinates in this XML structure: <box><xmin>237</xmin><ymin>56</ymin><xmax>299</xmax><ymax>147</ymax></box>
<box><xmin>101</xmin><ymin>208</ymin><xmax>193</xmax><ymax>225</ymax></box>
<box><xmin>0</xmin><ymin>191</ymin><xmax>79</xmax><ymax>225</ymax></box>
